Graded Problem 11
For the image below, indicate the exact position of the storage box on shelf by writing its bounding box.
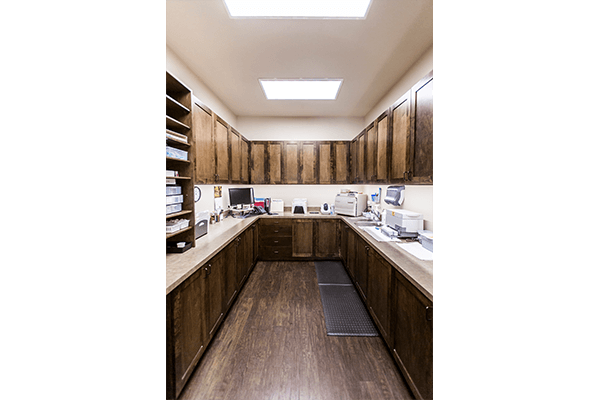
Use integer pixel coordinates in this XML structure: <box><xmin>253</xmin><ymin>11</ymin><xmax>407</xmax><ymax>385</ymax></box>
<box><xmin>166</xmin><ymin>71</ymin><xmax>195</xmax><ymax>252</ymax></box>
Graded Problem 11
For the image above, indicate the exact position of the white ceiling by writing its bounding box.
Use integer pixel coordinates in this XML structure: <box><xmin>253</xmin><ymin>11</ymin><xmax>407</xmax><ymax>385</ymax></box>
<box><xmin>166</xmin><ymin>0</ymin><xmax>433</xmax><ymax>118</ymax></box>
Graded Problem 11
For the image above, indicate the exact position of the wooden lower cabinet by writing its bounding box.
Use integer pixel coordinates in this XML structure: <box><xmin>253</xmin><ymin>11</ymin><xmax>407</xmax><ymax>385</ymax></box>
<box><xmin>354</xmin><ymin>236</ymin><xmax>369</xmax><ymax>300</ymax></box>
<box><xmin>166</xmin><ymin>267</ymin><xmax>206</xmax><ymax>400</ymax></box>
<box><xmin>392</xmin><ymin>270</ymin><xmax>433</xmax><ymax>400</ymax></box>
<box><xmin>314</xmin><ymin>219</ymin><xmax>339</xmax><ymax>258</ymax></box>
<box><xmin>222</xmin><ymin>241</ymin><xmax>238</xmax><ymax>310</ymax></box>
<box><xmin>367</xmin><ymin>249</ymin><xmax>392</xmax><ymax>346</ymax></box>
<box><xmin>292</xmin><ymin>219</ymin><xmax>313</xmax><ymax>257</ymax></box>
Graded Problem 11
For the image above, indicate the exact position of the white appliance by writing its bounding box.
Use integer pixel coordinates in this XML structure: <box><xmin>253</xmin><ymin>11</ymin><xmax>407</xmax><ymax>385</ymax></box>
<box><xmin>271</xmin><ymin>199</ymin><xmax>284</xmax><ymax>213</ymax></box>
<box><xmin>383</xmin><ymin>209</ymin><xmax>423</xmax><ymax>238</ymax></box>
<box><xmin>292</xmin><ymin>198</ymin><xmax>307</xmax><ymax>214</ymax></box>
<box><xmin>334</xmin><ymin>193</ymin><xmax>368</xmax><ymax>217</ymax></box>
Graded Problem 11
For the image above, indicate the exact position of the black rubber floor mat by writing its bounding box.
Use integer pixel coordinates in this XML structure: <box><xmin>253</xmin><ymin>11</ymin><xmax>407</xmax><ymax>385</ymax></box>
<box><xmin>314</xmin><ymin>261</ymin><xmax>353</xmax><ymax>285</ymax></box>
<box><xmin>317</xmin><ymin>282</ymin><xmax>379</xmax><ymax>337</ymax></box>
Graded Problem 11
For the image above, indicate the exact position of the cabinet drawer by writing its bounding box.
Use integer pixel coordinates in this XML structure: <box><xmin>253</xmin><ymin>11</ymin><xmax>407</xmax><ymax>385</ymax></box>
<box><xmin>259</xmin><ymin>245</ymin><xmax>293</xmax><ymax>260</ymax></box>
<box><xmin>261</xmin><ymin>236</ymin><xmax>292</xmax><ymax>247</ymax></box>
<box><xmin>260</xmin><ymin>219</ymin><xmax>292</xmax><ymax>227</ymax></box>
<box><xmin>259</xmin><ymin>224</ymin><xmax>292</xmax><ymax>237</ymax></box>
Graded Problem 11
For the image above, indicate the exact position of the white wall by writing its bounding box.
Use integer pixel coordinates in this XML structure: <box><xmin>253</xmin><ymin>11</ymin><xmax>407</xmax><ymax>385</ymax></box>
<box><xmin>194</xmin><ymin>183</ymin><xmax>369</xmax><ymax>214</ymax></box>
<box><xmin>236</xmin><ymin>117</ymin><xmax>364</xmax><ymax>141</ymax></box>
<box><xmin>363</xmin><ymin>184</ymin><xmax>433</xmax><ymax>231</ymax></box>
<box><xmin>166</xmin><ymin>45</ymin><xmax>238</xmax><ymax>128</ymax></box>
<box><xmin>363</xmin><ymin>45</ymin><xmax>434</xmax><ymax>125</ymax></box>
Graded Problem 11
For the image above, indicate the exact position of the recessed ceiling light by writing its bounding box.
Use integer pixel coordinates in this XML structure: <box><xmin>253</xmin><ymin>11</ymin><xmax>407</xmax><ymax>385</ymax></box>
<box><xmin>223</xmin><ymin>0</ymin><xmax>372</xmax><ymax>19</ymax></box>
<box><xmin>259</xmin><ymin>79</ymin><xmax>343</xmax><ymax>100</ymax></box>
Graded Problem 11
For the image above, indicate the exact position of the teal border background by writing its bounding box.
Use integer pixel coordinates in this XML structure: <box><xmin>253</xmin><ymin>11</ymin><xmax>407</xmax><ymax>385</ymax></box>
<box><xmin>0</xmin><ymin>0</ymin><xmax>600</xmax><ymax>400</ymax></box>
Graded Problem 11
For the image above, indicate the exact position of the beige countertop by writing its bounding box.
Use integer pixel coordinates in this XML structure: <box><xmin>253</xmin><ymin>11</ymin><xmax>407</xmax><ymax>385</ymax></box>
<box><xmin>166</xmin><ymin>212</ymin><xmax>433</xmax><ymax>301</ymax></box>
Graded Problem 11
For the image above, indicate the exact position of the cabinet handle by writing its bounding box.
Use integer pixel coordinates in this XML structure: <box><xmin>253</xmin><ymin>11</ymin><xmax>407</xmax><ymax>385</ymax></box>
<box><xmin>426</xmin><ymin>306</ymin><xmax>433</xmax><ymax>321</ymax></box>
<box><xmin>274</xmin><ymin>250</ymin><xmax>279</xmax><ymax>254</ymax></box>
<box><xmin>205</xmin><ymin>264</ymin><xmax>212</xmax><ymax>276</ymax></box>
<box><xmin>274</xmin><ymin>240</ymin><xmax>279</xmax><ymax>244</ymax></box>
<box><xmin>274</xmin><ymin>230</ymin><xmax>279</xmax><ymax>233</ymax></box>
<box><xmin>365</xmin><ymin>246</ymin><xmax>370</xmax><ymax>252</ymax></box>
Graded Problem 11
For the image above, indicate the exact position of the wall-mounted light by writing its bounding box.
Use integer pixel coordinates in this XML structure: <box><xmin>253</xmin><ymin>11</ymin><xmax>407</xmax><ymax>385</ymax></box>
<box><xmin>259</xmin><ymin>79</ymin><xmax>343</xmax><ymax>100</ymax></box>
<box><xmin>223</xmin><ymin>0</ymin><xmax>372</xmax><ymax>19</ymax></box>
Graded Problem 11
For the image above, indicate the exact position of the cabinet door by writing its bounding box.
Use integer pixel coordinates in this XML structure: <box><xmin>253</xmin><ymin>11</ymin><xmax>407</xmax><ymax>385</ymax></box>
<box><xmin>222</xmin><ymin>241</ymin><xmax>238</xmax><ymax>310</ymax></box>
<box><xmin>355</xmin><ymin>236</ymin><xmax>369</xmax><ymax>300</ymax></box>
<box><xmin>192</xmin><ymin>102</ymin><xmax>214</xmax><ymax>184</ymax></box>
<box><xmin>252</xmin><ymin>223</ymin><xmax>259</xmax><ymax>263</ymax></box>
<box><xmin>350</xmin><ymin>139</ymin><xmax>358</xmax><ymax>183</ymax></box>
<box><xmin>214</xmin><ymin>116</ymin><xmax>230</xmax><ymax>183</ymax></box>
<box><xmin>284</xmin><ymin>142</ymin><xmax>299</xmax><ymax>184</ymax></box>
<box><xmin>357</xmin><ymin>131</ymin><xmax>366</xmax><ymax>183</ymax></box>
<box><xmin>367</xmin><ymin>250</ymin><xmax>392</xmax><ymax>346</ymax></box>
<box><xmin>300</xmin><ymin>142</ymin><xmax>317</xmax><ymax>184</ymax></box>
<box><xmin>317</xmin><ymin>142</ymin><xmax>332</xmax><ymax>184</ymax></box>
<box><xmin>410</xmin><ymin>71</ymin><xmax>433</xmax><ymax>184</ymax></box>
<box><xmin>241</xmin><ymin>137</ymin><xmax>250</xmax><ymax>183</ymax></box>
<box><xmin>314</xmin><ymin>220</ymin><xmax>339</xmax><ymax>258</ymax></box>
<box><xmin>268</xmin><ymin>142</ymin><xmax>283</xmax><ymax>184</ymax></box>
<box><xmin>235</xmin><ymin>236</ymin><xmax>245</xmax><ymax>287</ymax></box>
<box><xmin>230</xmin><ymin>128</ymin><xmax>241</xmax><ymax>183</ymax></box>
<box><xmin>333</xmin><ymin>141</ymin><xmax>350</xmax><ymax>183</ymax></box>
<box><xmin>392</xmin><ymin>270</ymin><xmax>433</xmax><ymax>400</ymax></box>
<box><xmin>340</xmin><ymin>223</ymin><xmax>349</xmax><ymax>265</ymax></box>
<box><xmin>390</xmin><ymin>91</ymin><xmax>411</xmax><ymax>183</ymax></box>
<box><xmin>250</xmin><ymin>142</ymin><xmax>267</xmax><ymax>184</ymax></box>
<box><xmin>365</xmin><ymin>123</ymin><xmax>376</xmax><ymax>182</ymax></box>
<box><xmin>205</xmin><ymin>255</ymin><xmax>224</xmax><ymax>340</ymax></box>
<box><xmin>167</xmin><ymin>267</ymin><xmax>206</xmax><ymax>399</ymax></box>
<box><xmin>346</xmin><ymin>228</ymin><xmax>356</xmax><ymax>280</ymax></box>
<box><xmin>292</xmin><ymin>219</ymin><xmax>313</xmax><ymax>257</ymax></box>
<box><xmin>375</xmin><ymin>111</ymin><xmax>389</xmax><ymax>182</ymax></box>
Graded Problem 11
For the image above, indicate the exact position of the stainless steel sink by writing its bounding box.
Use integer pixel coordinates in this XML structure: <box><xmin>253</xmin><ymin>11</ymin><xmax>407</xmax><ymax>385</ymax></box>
<box><xmin>354</xmin><ymin>221</ymin><xmax>381</xmax><ymax>227</ymax></box>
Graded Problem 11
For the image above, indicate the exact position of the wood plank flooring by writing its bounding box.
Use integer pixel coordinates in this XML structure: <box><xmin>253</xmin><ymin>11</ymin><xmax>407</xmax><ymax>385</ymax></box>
<box><xmin>178</xmin><ymin>261</ymin><xmax>414</xmax><ymax>400</ymax></box>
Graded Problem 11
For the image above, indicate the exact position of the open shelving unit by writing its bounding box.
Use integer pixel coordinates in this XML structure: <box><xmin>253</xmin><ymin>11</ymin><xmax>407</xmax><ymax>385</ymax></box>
<box><xmin>166</xmin><ymin>71</ymin><xmax>195</xmax><ymax>253</ymax></box>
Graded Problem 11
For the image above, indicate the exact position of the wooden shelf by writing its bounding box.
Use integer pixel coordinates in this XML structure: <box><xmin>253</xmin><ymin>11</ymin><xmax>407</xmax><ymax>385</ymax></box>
<box><xmin>166</xmin><ymin>94</ymin><xmax>191</xmax><ymax>114</ymax></box>
<box><xmin>166</xmin><ymin>175</ymin><xmax>191</xmax><ymax>180</ymax></box>
<box><xmin>166</xmin><ymin>115</ymin><xmax>190</xmax><ymax>132</ymax></box>
<box><xmin>166</xmin><ymin>156</ymin><xmax>191</xmax><ymax>163</ymax></box>
<box><xmin>166</xmin><ymin>210</ymin><xmax>193</xmax><ymax>219</ymax></box>
<box><xmin>166</xmin><ymin>226</ymin><xmax>194</xmax><ymax>240</ymax></box>
<box><xmin>166</xmin><ymin>137</ymin><xmax>191</xmax><ymax>148</ymax></box>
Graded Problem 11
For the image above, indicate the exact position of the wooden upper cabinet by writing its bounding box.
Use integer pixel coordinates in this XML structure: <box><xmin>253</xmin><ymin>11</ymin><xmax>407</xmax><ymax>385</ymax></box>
<box><xmin>334</xmin><ymin>141</ymin><xmax>350</xmax><ymax>184</ymax></box>
<box><xmin>375</xmin><ymin>111</ymin><xmax>390</xmax><ymax>182</ymax></box>
<box><xmin>230</xmin><ymin>128</ymin><xmax>241</xmax><ymax>183</ymax></box>
<box><xmin>241</xmin><ymin>137</ymin><xmax>249</xmax><ymax>183</ymax></box>
<box><xmin>268</xmin><ymin>142</ymin><xmax>283</xmax><ymax>184</ymax></box>
<box><xmin>410</xmin><ymin>71</ymin><xmax>433</xmax><ymax>184</ymax></box>
<box><xmin>350</xmin><ymin>139</ymin><xmax>358</xmax><ymax>183</ymax></box>
<box><xmin>318</xmin><ymin>142</ymin><xmax>332</xmax><ymax>184</ymax></box>
<box><xmin>300</xmin><ymin>142</ymin><xmax>317</xmax><ymax>184</ymax></box>
<box><xmin>214</xmin><ymin>116</ymin><xmax>230</xmax><ymax>183</ymax></box>
<box><xmin>284</xmin><ymin>142</ymin><xmax>299</xmax><ymax>184</ymax></box>
<box><xmin>357</xmin><ymin>131</ymin><xmax>366</xmax><ymax>183</ymax></box>
<box><xmin>390</xmin><ymin>91</ymin><xmax>412</xmax><ymax>183</ymax></box>
<box><xmin>192</xmin><ymin>101</ymin><xmax>214</xmax><ymax>184</ymax></box>
<box><xmin>250</xmin><ymin>142</ymin><xmax>267</xmax><ymax>184</ymax></box>
<box><xmin>389</xmin><ymin>70</ymin><xmax>433</xmax><ymax>184</ymax></box>
<box><xmin>365</xmin><ymin>123</ymin><xmax>377</xmax><ymax>182</ymax></box>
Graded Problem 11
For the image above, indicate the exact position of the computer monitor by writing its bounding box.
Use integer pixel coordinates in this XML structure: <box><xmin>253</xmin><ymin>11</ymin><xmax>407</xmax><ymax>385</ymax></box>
<box><xmin>228</xmin><ymin>187</ymin><xmax>254</xmax><ymax>209</ymax></box>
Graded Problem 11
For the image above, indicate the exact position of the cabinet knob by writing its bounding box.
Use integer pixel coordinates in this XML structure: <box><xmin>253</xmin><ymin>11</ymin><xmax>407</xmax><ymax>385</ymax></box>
<box><xmin>205</xmin><ymin>264</ymin><xmax>212</xmax><ymax>276</ymax></box>
<box><xmin>426</xmin><ymin>306</ymin><xmax>433</xmax><ymax>321</ymax></box>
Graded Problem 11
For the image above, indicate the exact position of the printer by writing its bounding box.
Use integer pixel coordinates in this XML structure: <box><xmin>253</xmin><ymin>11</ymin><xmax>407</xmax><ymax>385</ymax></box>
<box><xmin>381</xmin><ymin>209</ymin><xmax>424</xmax><ymax>239</ymax></box>
<box><xmin>334</xmin><ymin>193</ymin><xmax>368</xmax><ymax>217</ymax></box>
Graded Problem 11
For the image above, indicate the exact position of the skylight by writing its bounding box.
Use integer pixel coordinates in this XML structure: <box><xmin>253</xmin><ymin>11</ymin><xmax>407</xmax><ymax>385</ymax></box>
<box><xmin>259</xmin><ymin>79</ymin><xmax>343</xmax><ymax>100</ymax></box>
<box><xmin>223</xmin><ymin>0</ymin><xmax>372</xmax><ymax>19</ymax></box>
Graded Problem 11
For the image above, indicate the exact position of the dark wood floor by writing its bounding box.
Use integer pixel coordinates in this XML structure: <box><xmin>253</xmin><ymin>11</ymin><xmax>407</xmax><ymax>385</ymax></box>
<box><xmin>178</xmin><ymin>261</ymin><xmax>414</xmax><ymax>400</ymax></box>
